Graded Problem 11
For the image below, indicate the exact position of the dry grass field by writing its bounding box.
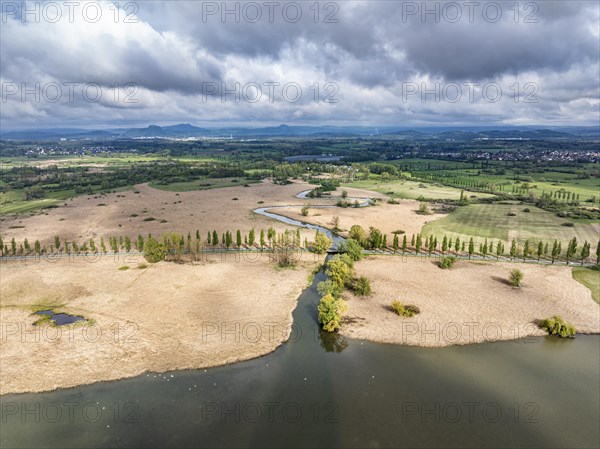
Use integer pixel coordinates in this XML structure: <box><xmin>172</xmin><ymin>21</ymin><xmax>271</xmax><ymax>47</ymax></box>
<box><xmin>0</xmin><ymin>255</ymin><xmax>316</xmax><ymax>394</ymax></box>
<box><xmin>341</xmin><ymin>256</ymin><xmax>600</xmax><ymax>346</ymax></box>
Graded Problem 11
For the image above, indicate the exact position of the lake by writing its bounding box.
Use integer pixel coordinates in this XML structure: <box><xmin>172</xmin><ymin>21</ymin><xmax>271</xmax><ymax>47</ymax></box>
<box><xmin>1</xmin><ymin>269</ymin><xmax>598</xmax><ymax>448</ymax></box>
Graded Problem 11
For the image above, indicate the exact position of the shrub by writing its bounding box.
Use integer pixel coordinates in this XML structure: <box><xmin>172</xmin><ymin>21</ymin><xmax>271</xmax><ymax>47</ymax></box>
<box><xmin>301</xmin><ymin>205</ymin><xmax>310</xmax><ymax>216</ymax></box>
<box><xmin>137</xmin><ymin>263</ymin><xmax>148</xmax><ymax>269</ymax></box>
<box><xmin>561</xmin><ymin>222</ymin><xmax>575</xmax><ymax>227</ymax></box>
<box><xmin>144</xmin><ymin>237</ymin><xmax>165</xmax><ymax>263</ymax></box>
<box><xmin>118</xmin><ymin>266</ymin><xmax>129</xmax><ymax>271</ymax></box>
<box><xmin>392</xmin><ymin>229</ymin><xmax>405</xmax><ymax>235</ymax></box>
<box><xmin>387</xmin><ymin>199</ymin><xmax>400</xmax><ymax>205</ymax></box>
<box><xmin>352</xmin><ymin>276</ymin><xmax>372</xmax><ymax>296</ymax></box>
<box><xmin>232</xmin><ymin>197</ymin><xmax>239</xmax><ymax>201</ymax></box>
<box><xmin>391</xmin><ymin>301</ymin><xmax>420</xmax><ymax>317</ymax></box>
<box><xmin>97</xmin><ymin>203</ymin><xmax>107</xmax><ymax>207</ymax></box>
<box><xmin>439</xmin><ymin>256</ymin><xmax>456</xmax><ymax>269</ymax></box>
<box><xmin>523</xmin><ymin>208</ymin><xmax>531</xmax><ymax>212</ymax></box>
<box><xmin>507</xmin><ymin>212</ymin><xmax>517</xmax><ymax>216</ymax></box>
<box><xmin>143</xmin><ymin>217</ymin><xmax>156</xmax><ymax>222</ymax></box>
<box><xmin>336</xmin><ymin>239</ymin><xmax>363</xmax><ymax>261</ymax></box>
<box><xmin>312</xmin><ymin>231</ymin><xmax>332</xmax><ymax>254</ymax></box>
<box><xmin>417</xmin><ymin>203</ymin><xmax>431</xmax><ymax>215</ymax></box>
<box><xmin>509</xmin><ymin>269</ymin><xmax>524</xmax><ymax>287</ymax></box>
<box><xmin>540</xmin><ymin>316</ymin><xmax>576</xmax><ymax>338</ymax></box>
<box><xmin>318</xmin><ymin>294</ymin><xmax>348</xmax><ymax>332</ymax></box>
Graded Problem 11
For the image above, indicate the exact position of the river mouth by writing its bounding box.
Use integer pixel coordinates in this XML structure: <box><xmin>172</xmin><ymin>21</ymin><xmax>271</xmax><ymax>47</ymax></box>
<box><xmin>34</xmin><ymin>309</ymin><xmax>86</xmax><ymax>325</ymax></box>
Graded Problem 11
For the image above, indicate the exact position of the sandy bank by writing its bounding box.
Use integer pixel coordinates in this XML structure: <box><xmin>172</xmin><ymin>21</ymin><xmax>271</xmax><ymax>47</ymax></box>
<box><xmin>0</xmin><ymin>255</ymin><xmax>316</xmax><ymax>395</ymax></box>
<box><xmin>340</xmin><ymin>256</ymin><xmax>600</xmax><ymax>347</ymax></box>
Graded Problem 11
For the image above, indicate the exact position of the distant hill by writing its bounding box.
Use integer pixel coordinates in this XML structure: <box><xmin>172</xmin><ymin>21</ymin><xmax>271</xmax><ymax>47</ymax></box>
<box><xmin>1</xmin><ymin>123</ymin><xmax>595</xmax><ymax>141</ymax></box>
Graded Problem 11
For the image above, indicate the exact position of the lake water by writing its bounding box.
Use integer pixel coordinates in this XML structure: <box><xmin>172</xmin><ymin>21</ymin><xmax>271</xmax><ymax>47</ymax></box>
<box><xmin>2</xmin><ymin>269</ymin><xmax>599</xmax><ymax>448</ymax></box>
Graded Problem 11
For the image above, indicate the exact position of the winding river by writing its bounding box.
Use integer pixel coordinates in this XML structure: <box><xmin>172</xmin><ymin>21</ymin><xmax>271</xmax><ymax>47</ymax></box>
<box><xmin>1</xmin><ymin>192</ymin><xmax>598</xmax><ymax>448</ymax></box>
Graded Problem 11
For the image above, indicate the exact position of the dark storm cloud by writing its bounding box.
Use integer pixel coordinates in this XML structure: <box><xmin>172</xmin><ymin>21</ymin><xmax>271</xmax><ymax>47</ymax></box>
<box><xmin>0</xmin><ymin>0</ymin><xmax>598</xmax><ymax>128</ymax></box>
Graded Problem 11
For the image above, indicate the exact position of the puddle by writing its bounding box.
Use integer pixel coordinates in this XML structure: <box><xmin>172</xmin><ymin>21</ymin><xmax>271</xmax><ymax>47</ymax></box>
<box><xmin>34</xmin><ymin>310</ymin><xmax>86</xmax><ymax>325</ymax></box>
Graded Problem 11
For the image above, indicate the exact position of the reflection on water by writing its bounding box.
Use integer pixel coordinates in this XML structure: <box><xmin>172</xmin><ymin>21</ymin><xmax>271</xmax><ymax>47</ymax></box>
<box><xmin>319</xmin><ymin>330</ymin><xmax>349</xmax><ymax>353</ymax></box>
<box><xmin>34</xmin><ymin>309</ymin><xmax>86</xmax><ymax>325</ymax></box>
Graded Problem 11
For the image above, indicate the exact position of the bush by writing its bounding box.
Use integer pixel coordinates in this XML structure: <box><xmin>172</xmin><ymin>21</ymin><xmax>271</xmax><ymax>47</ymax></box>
<box><xmin>391</xmin><ymin>301</ymin><xmax>420</xmax><ymax>317</ymax></box>
<box><xmin>118</xmin><ymin>266</ymin><xmax>129</xmax><ymax>271</ymax></box>
<box><xmin>540</xmin><ymin>316</ymin><xmax>576</xmax><ymax>338</ymax></box>
<box><xmin>352</xmin><ymin>276</ymin><xmax>372</xmax><ymax>296</ymax></box>
<box><xmin>144</xmin><ymin>237</ymin><xmax>165</xmax><ymax>263</ymax></box>
<box><xmin>509</xmin><ymin>269</ymin><xmax>524</xmax><ymax>287</ymax></box>
<box><xmin>137</xmin><ymin>263</ymin><xmax>148</xmax><ymax>269</ymax></box>
<box><xmin>301</xmin><ymin>205</ymin><xmax>310</xmax><ymax>216</ymax></box>
<box><xmin>318</xmin><ymin>294</ymin><xmax>348</xmax><ymax>332</ymax></box>
<box><xmin>417</xmin><ymin>203</ymin><xmax>431</xmax><ymax>215</ymax></box>
<box><xmin>439</xmin><ymin>256</ymin><xmax>456</xmax><ymax>269</ymax></box>
<box><xmin>336</xmin><ymin>239</ymin><xmax>363</xmax><ymax>261</ymax></box>
<box><xmin>523</xmin><ymin>208</ymin><xmax>531</xmax><ymax>212</ymax></box>
<box><xmin>387</xmin><ymin>199</ymin><xmax>400</xmax><ymax>205</ymax></box>
<box><xmin>143</xmin><ymin>217</ymin><xmax>156</xmax><ymax>222</ymax></box>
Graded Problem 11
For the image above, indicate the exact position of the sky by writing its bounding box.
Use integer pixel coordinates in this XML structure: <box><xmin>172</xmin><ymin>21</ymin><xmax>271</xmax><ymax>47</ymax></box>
<box><xmin>1</xmin><ymin>0</ymin><xmax>599</xmax><ymax>130</ymax></box>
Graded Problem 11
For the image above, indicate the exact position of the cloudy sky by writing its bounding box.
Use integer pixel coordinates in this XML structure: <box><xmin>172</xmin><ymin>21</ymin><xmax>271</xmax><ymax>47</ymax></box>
<box><xmin>1</xmin><ymin>0</ymin><xmax>599</xmax><ymax>130</ymax></box>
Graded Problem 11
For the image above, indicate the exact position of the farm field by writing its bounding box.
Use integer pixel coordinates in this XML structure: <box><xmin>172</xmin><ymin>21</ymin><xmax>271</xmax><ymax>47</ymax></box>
<box><xmin>421</xmin><ymin>203</ymin><xmax>600</xmax><ymax>248</ymax></box>
<box><xmin>343</xmin><ymin>178</ymin><xmax>496</xmax><ymax>200</ymax></box>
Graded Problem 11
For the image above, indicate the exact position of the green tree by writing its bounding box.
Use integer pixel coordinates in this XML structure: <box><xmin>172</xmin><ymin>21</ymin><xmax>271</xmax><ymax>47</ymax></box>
<box><xmin>566</xmin><ymin>237</ymin><xmax>578</xmax><ymax>264</ymax></box>
<box><xmin>392</xmin><ymin>234</ymin><xmax>399</xmax><ymax>253</ymax></box>
<box><xmin>510</xmin><ymin>239</ymin><xmax>518</xmax><ymax>260</ymax></box>
<box><xmin>368</xmin><ymin>227</ymin><xmax>383</xmax><ymax>250</ymax></box>
<box><xmin>338</xmin><ymin>239</ymin><xmax>363</xmax><ymax>261</ymax></box>
<box><xmin>100</xmin><ymin>237</ymin><xmax>107</xmax><ymax>254</ymax></box>
<box><xmin>125</xmin><ymin>236</ymin><xmax>132</xmax><ymax>252</ymax></box>
<box><xmin>144</xmin><ymin>237</ymin><xmax>165</xmax><ymax>263</ymax></box>
<box><xmin>402</xmin><ymin>235</ymin><xmax>407</xmax><ymax>254</ymax></box>
<box><xmin>454</xmin><ymin>237</ymin><xmax>460</xmax><ymax>253</ymax></box>
<box><xmin>468</xmin><ymin>237</ymin><xmax>475</xmax><ymax>259</ymax></box>
<box><xmin>415</xmin><ymin>234</ymin><xmax>422</xmax><ymax>254</ymax></box>
<box><xmin>482</xmin><ymin>238</ymin><xmax>488</xmax><ymax>259</ymax></box>
<box><xmin>349</xmin><ymin>225</ymin><xmax>367</xmax><ymax>247</ymax></box>
<box><xmin>523</xmin><ymin>239</ymin><xmax>531</xmax><ymax>261</ymax></box>
<box><xmin>442</xmin><ymin>235</ymin><xmax>448</xmax><ymax>254</ymax></box>
<box><xmin>580</xmin><ymin>241</ymin><xmax>590</xmax><ymax>265</ymax></box>
<box><xmin>313</xmin><ymin>231</ymin><xmax>332</xmax><ymax>255</ymax></box>
<box><xmin>54</xmin><ymin>236</ymin><xmax>61</xmax><ymax>251</ymax></box>
<box><xmin>496</xmin><ymin>241</ymin><xmax>504</xmax><ymax>260</ymax></box>
<box><xmin>249</xmin><ymin>228</ymin><xmax>255</xmax><ymax>246</ymax></box>
<box><xmin>551</xmin><ymin>240</ymin><xmax>560</xmax><ymax>263</ymax></box>
<box><xmin>260</xmin><ymin>229</ymin><xmax>265</xmax><ymax>248</ymax></box>
<box><xmin>212</xmin><ymin>231</ymin><xmax>219</xmax><ymax>247</ymax></box>
<box><xmin>537</xmin><ymin>241</ymin><xmax>544</xmax><ymax>261</ymax></box>
<box><xmin>137</xmin><ymin>234</ymin><xmax>144</xmax><ymax>252</ymax></box>
<box><xmin>236</xmin><ymin>230</ymin><xmax>242</xmax><ymax>248</ymax></box>
<box><xmin>318</xmin><ymin>294</ymin><xmax>348</xmax><ymax>332</ymax></box>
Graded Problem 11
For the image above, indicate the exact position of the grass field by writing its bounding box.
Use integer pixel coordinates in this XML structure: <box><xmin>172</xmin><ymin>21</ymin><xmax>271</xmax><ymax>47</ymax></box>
<box><xmin>343</xmin><ymin>178</ymin><xmax>496</xmax><ymax>200</ymax></box>
<box><xmin>148</xmin><ymin>178</ymin><xmax>259</xmax><ymax>192</ymax></box>
<box><xmin>0</xmin><ymin>186</ymin><xmax>133</xmax><ymax>215</ymax></box>
<box><xmin>572</xmin><ymin>267</ymin><xmax>600</xmax><ymax>304</ymax></box>
<box><xmin>421</xmin><ymin>203</ymin><xmax>600</xmax><ymax>247</ymax></box>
